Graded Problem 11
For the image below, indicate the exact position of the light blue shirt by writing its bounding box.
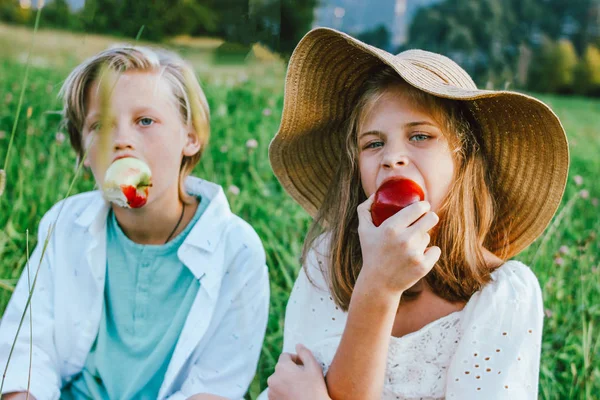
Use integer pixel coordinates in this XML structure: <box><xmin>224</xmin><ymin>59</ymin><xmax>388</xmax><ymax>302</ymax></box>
<box><xmin>62</xmin><ymin>196</ymin><xmax>208</xmax><ymax>399</ymax></box>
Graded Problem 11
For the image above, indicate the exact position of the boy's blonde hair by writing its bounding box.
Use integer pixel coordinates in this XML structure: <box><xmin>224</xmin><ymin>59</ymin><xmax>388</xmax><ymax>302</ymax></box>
<box><xmin>59</xmin><ymin>45</ymin><xmax>210</xmax><ymax>201</ymax></box>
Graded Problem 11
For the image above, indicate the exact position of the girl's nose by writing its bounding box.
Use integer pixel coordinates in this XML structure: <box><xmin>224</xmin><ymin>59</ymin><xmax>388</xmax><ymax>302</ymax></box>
<box><xmin>381</xmin><ymin>148</ymin><xmax>409</xmax><ymax>169</ymax></box>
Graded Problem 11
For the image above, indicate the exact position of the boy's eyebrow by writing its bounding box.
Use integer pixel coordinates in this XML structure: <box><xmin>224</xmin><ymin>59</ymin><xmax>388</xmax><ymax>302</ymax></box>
<box><xmin>358</xmin><ymin>121</ymin><xmax>439</xmax><ymax>140</ymax></box>
<box><xmin>84</xmin><ymin>112</ymin><xmax>100</xmax><ymax>126</ymax></box>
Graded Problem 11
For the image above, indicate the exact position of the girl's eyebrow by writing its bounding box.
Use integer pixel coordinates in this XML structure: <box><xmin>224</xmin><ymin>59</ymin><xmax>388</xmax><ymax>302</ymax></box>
<box><xmin>358</xmin><ymin>121</ymin><xmax>438</xmax><ymax>140</ymax></box>
<box><xmin>358</xmin><ymin>130</ymin><xmax>384</xmax><ymax>140</ymax></box>
<box><xmin>405</xmin><ymin>121</ymin><xmax>437</xmax><ymax>128</ymax></box>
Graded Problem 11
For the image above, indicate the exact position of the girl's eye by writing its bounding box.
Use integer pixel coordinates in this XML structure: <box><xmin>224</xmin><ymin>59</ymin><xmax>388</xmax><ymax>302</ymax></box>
<box><xmin>410</xmin><ymin>133</ymin><xmax>431</xmax><ymax>142</ymax></box>
<box><xmin>138</xmin><ymin>117</ymin><xmax>155</xmax><ymax>126</ymax></box>
<box><xmin>364</xmin><ymin>140</ymin><xmax>384</xmax><ymax>150</ymax></box>
<box><xmin>89</xmin><ymin>122</ymin><xmax>100</xmax><ymax>132</ymax></box>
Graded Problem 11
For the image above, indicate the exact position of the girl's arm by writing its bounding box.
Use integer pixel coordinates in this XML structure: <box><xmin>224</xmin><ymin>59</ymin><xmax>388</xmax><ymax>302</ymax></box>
<box><xmin>325</xmin><ymin>197</ymin><xmax>440</xmax><ymax>400</ymax></box>
<box><xmin>324</xmin><ymin>274</ymin><xmax>401</xmax><ymax>399</ymax></box>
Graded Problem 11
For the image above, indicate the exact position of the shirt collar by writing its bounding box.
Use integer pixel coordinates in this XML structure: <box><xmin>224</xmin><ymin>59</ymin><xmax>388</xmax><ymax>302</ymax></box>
<box><xmin>74</xmin><ymin>177</ymin><xmax>230</xmax><ymax>247</ymax></box>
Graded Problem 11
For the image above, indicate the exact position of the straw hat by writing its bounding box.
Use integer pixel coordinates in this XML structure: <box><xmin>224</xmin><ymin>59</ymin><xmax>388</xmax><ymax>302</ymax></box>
<box><xmin>270</xmin><ymin>27</ymin><xmax>569</xmax><ymax>259</ymax></box>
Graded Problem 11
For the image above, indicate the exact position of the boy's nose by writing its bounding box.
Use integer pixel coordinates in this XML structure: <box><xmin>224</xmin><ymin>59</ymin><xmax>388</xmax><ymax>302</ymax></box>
<box><xmin>112</xmin><ymin>125</ymin><xmax>135</xmax><ymax>151</ymax></box>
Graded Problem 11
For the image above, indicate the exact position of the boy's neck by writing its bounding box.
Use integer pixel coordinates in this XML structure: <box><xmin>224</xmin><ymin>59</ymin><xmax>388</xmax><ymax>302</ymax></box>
<box><xmin>111</xmin><ymin>189</ymin><xmax>199</xmax><ymax>245</ymax></box>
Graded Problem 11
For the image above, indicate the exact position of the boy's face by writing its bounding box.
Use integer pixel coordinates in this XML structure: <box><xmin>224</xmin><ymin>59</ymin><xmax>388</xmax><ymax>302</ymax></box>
<box><xmin>82</xmin><ymin>70</ymin><xmax>200</xmax><ymax>207</ymax></box>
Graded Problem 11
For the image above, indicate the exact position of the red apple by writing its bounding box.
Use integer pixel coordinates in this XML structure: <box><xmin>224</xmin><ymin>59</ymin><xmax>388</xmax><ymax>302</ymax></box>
<box><xmin>102</xmin><ymin>158</ymin><xmax>152</xmax><ymax>208</ymax></box>
<box><xmin>371</xmin><ymin>178</ymin><xmax>425</xmax><ymax>227</ymax></box>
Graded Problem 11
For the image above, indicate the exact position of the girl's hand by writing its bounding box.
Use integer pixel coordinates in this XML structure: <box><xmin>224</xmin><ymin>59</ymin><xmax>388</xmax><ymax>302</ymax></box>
<box><xmin>267</xmin><ymin>344</ymin><xmax>331</xmax><ymax>400</ymax></box>
<box><xmin>357</xmin><ymin>194</ymin><xmax>441</xmax><ymax>296</ymax></box>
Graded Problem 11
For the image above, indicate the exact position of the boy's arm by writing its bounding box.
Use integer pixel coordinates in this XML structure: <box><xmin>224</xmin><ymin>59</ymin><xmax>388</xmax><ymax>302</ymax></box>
<box><xmin>0</xmin><ymin>209</ymin><xmax>62</xmax><ymax>400</ymax></box>
<box><xmin>166</xmin><ymin>240</ymin><xmax>270</xmax><ymax>400</ymax></box>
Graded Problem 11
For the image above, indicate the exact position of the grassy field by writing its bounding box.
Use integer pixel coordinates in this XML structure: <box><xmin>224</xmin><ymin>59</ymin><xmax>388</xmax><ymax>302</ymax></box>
<box><xmin>0</xmin><ymin>23</ymin><xmax>599</xmax><ymax>399</ymax></box>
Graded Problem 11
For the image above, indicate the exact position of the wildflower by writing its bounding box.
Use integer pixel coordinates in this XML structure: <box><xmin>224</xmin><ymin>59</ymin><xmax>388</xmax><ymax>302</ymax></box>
<box><xmin>228</xmin><ymin>185</ymin><xmax>240</xmax><ymax>196</ymax></box>
<box><xmin>262</xmin><ymin>108</ymin><xmax>272</xmax><ymax>116</ymax></box>
<box><xmin>26</xmin><ymin>107</ymin><xmax>32</xmax><ymax>119</ymax></box>
<box><xmin>544</xmin><ymin>309</ymin><xmax>553</xmax><ymax>318</ymax></box>
<box><xmin>246</xmin><ymin>139</ymin><xmax>258</xmax><ymax>149</ymax></box>
<box><xmin>0</xmin><ymin>131</ymin><xmax>6</xmax><ymax>139</ymax></box>
<box><xmin>592</xmin><ymin>198</ymin><xmax>598</xmax><ymax>207</ymax></box>
<box><xmin>220</xmin><ymin>144</ymin><xmax>229</xmax><ymax>153</ymax></box>
<box><xmin>216</xmin><ymin>104</ymin><xmax>227</xmax><ymax>117</ymax></box>
<box><xmin>554</xmin><ymin>257</ymin><xmax>565</xmax><ymax>266</ymax></box>
<box><xmin>55</xmin><ymin>132</ymin><xmax>66</xmax><ymax>144</ymax></box>
<box><xmin>579</xmin><ymin>189</ymin><xmax>589</xmax><ymax>199</ymax></box>
<box><xmin>559</xmin><ymin>245</ymin><xmax>569</xmax><ymax>255</ymax></box>
<box><xmin>573</xmin><ymin>175</ymin><xmax>583</xmax><ymax>186</ymax></box>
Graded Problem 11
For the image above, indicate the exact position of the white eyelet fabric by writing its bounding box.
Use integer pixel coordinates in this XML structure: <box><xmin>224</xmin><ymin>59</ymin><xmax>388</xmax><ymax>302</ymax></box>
<box><xmin>280</xmin><ymin>235</ymin><xmax>543</xmax><ymax>399</ymax></box>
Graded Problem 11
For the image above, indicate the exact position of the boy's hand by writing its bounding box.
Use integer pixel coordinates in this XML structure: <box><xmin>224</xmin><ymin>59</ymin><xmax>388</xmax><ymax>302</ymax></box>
<box><xmin>267</xmin><ymin>344</ymin><xmax>331</xmax><ymax>400</ymax></box>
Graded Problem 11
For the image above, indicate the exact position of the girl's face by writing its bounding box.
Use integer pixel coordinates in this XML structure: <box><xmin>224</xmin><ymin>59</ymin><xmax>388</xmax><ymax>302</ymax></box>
<box><xmin>358</xmin><ymin>86</ymin><xmax>456</xmax><ymax>213</ymax></box>
<box><xmin>82</xmin><ymin>70</ymin><xmax>200</xmax><ymax>207</ymax></box>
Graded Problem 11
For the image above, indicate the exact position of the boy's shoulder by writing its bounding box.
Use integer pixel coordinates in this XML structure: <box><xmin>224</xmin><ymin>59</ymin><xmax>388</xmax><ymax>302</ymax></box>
<box><xmin>186</xmin><ymin>177</ymin><xmax>264</xmax><ymax>256</ymax></box>
<box><xmin>41</xmin><ymin>190</ymin><xmax>105</xmax><ymax>227</ymax></box>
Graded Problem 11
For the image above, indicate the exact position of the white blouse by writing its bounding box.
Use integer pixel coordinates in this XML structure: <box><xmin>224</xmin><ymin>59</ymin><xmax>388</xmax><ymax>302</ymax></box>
<box><xmin>278</xmin><ymin>236</ymin><xmax>544</xmax><ymax>400</ymax></box>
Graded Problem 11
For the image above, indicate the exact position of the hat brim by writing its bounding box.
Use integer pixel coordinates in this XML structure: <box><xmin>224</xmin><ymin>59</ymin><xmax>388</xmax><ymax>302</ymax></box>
<box><xmin>270</xmin><ymin>27</ymin><xmax>569</xmax><ymax>259</ymax></box>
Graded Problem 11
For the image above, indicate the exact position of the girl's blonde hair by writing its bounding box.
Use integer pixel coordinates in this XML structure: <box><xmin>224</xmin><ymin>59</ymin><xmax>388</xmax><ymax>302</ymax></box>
<box><xmin>59</xmin><ymin>45</ymin><xmax>210</xmax><ymax>202</ymax></box>
<box><xmin>302</xmin><ymin>66</ymin><xmax>506</xmax><ymax>311</ymax></box>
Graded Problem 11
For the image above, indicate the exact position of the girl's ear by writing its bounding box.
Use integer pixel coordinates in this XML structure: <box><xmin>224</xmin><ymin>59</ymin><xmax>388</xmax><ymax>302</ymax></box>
<box><xmin>182</xmin><ymin>130</ymin><xmax>201</xmax><ymax>157</ymax></box>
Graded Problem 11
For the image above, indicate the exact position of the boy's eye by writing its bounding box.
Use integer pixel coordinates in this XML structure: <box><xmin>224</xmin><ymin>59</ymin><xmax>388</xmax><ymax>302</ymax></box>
<box><xmin>410</xmin><ymin>133</ymin><xmax>431</xmax><ymax>142</ymax></box>
<box><xmin>138</xmin><ymin>117</ymin><xmax>155</xmax><ymax>126</ymax></box>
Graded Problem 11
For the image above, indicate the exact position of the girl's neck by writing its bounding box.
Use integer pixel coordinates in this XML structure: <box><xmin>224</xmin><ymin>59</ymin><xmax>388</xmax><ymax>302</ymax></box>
<box><xmin>111</xmin><ymin>184</ymin><xmax>199</xmax><ymax>245</ymax></box>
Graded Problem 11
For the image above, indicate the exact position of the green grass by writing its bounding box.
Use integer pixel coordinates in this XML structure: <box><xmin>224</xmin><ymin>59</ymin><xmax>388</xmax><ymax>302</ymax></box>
<box><xmin>1</xmin><ymin>25</ymin><xmax>599</xmax><ymax>399</ymax></box>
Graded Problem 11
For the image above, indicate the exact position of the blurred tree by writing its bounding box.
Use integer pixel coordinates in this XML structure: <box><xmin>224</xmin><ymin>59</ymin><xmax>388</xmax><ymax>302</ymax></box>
<box><xmin>408</xmin><ymin>0</ymin><xmax>599</xmax><ymax>92</ymax></box>
<box><xmin>357</xmin><ymin>24</ymin><xmax>391</xmax><ymax>51</ymax></box>
<box><xmin>42</xmin><ymin>0</ymin><xmax>73</xmax><ymax>29</ymax></box>
<box><xmin>574</xmin><ymin>45</ymin><xmax>600</xmax><ymax>96</ymax></box>
<box><xmin>554</xmin><ymin>39</ymin><xmax>578</xmax><ymax>93</ymax></box>
<box><xmin>0</xmin><ymin>0</ymin><xmax>18</xmax><ymax>22</ymax></box>
<box><xmin>528</xmin><ymin>37</ymin><xmax>579</xmax><ymax>94</ymax></box>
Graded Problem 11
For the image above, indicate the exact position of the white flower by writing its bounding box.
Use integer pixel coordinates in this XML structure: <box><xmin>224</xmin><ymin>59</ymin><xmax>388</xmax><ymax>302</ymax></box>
<box><xmin>228</xmin><ymin>185</ymin><xmax>240</xmax><ymax>196</ymax></box>
<box><xmin>220</xmin><ymin>145</ymin><xmax>229</xmax><ymax>153</ymax></box>
<box><xmin>262</xmin><ymin>108</ymin><xmax>272</xmax><ymax>116</ymax></box>
<box><xmin>216</xmin><ymin>104</ymin><xmax>227</xmax><ymax>117</ymax></box>
<box><xmin>573</xmin><ymin>175</ymin><xmax>583</xmax><ymax>186</ymax></box>
<box><xmin>579</xmin><ymin>189</ymin><xmax>589</xmax><ymax>199</ymax></box>
<box><xmin>55</xmin><ymin>132</ymin><xmax>66</xmax><ymax>144</ymax></box>
<box><xmin>246</xmin><ymin>139</ymin><xmax>258</xmax><ymax>149</ymax></box>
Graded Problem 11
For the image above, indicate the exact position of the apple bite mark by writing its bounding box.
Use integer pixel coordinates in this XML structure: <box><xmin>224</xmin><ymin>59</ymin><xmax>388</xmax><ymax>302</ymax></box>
<box><xmin>102</xmin><ymin>157</ymin><xmax>153</xmax><ymax>208</ymax></box>
<box><xmin>371</xmin><ymin>178</ymin><xmax>425</xmax><ymax>227</ymax></box>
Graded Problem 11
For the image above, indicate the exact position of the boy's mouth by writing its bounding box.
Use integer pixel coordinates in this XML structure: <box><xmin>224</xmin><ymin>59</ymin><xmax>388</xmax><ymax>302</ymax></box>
<box><xmin>102</xmin><ymin>157</ymin><xmax>153</xmax><ymax>208</ymax></box>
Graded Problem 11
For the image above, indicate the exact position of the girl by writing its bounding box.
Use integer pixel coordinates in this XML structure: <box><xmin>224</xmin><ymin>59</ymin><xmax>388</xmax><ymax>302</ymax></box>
<box><xmin>262</xmin><ymin>28</ymin><xmax>569</xmax><ymax>399</ymax></box>
<box><xmin>0</xmin><ymin>46</ymin><xmax>269</xmax><ymax>400</ymax></box>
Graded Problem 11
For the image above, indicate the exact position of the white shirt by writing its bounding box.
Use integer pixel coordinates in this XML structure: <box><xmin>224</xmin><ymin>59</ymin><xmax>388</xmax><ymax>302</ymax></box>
<box><xmin>0</xmin><ymin>177</ymin><xmax>270</xmax><ymax>400</ymax></box>
<box><xmin>260</xmin><ymin>234</ymin><xmax>543</xmax><ymax>399</ymax></box>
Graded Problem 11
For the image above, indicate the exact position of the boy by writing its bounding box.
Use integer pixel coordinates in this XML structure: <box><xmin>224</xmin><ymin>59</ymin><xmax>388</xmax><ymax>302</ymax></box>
<box><xmin>0</xmin><ymin>46</ymin><xmax>269</xmax><ymax>400</ymax></box>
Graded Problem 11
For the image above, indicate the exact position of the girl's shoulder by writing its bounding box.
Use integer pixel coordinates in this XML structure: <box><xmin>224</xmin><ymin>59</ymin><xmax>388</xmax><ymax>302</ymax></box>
<box><xmin>483</xmin><ymin>260</ymin><xmax>542</xmax><ymax>303</ymax></box>
<box><xmin>461</xmin><ymin>259</ymin><xmax>543</xmax><ymax>329</ymax></box>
